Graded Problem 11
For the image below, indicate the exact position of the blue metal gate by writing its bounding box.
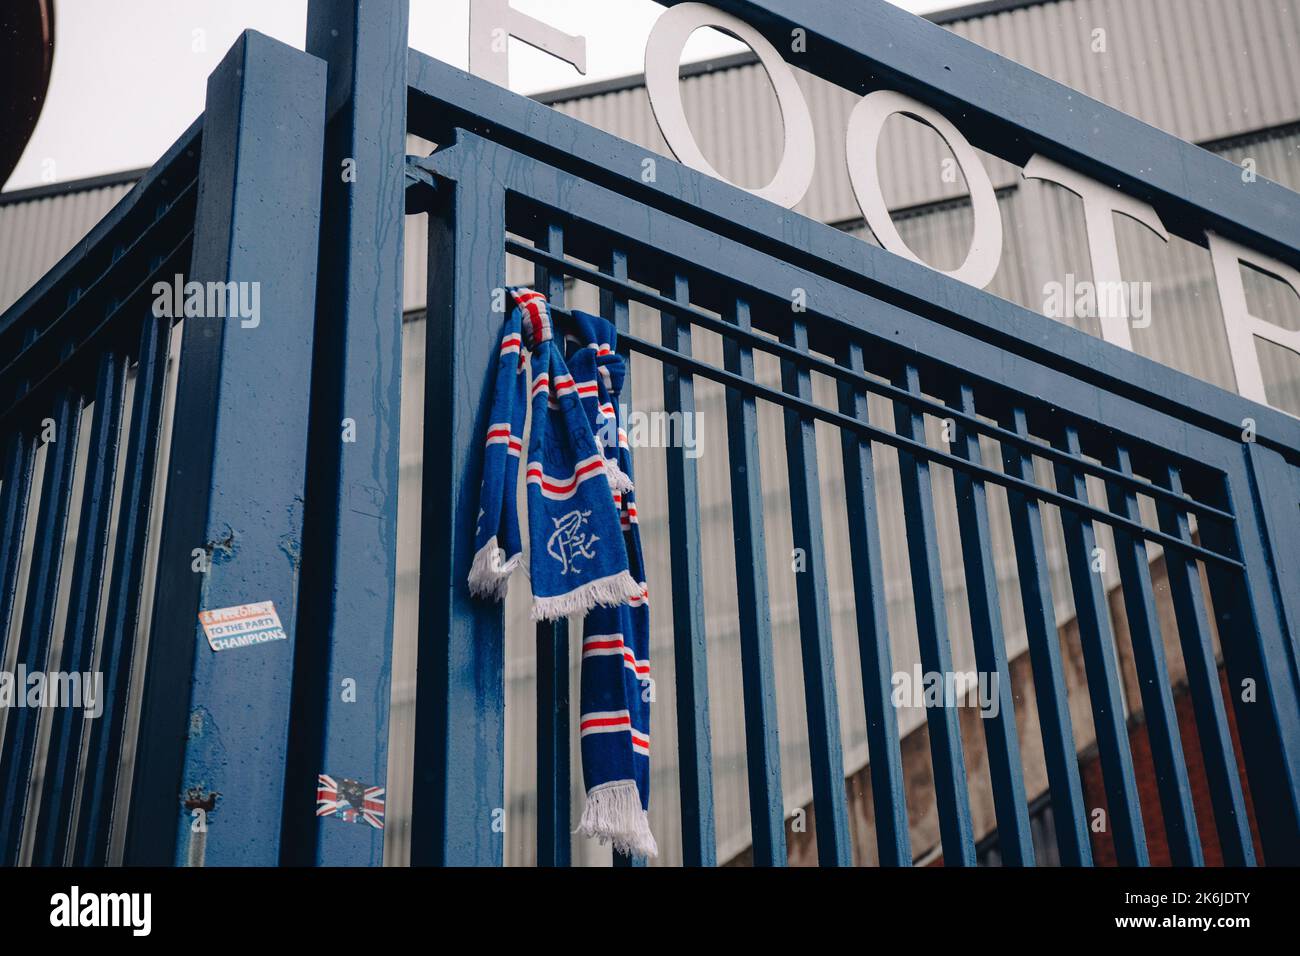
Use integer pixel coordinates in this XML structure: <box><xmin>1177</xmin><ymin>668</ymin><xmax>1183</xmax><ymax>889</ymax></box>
<box><xmin>1</xmin><ymin>0</ymin><xmax>1298</xmax><ymax>867</ymax></box>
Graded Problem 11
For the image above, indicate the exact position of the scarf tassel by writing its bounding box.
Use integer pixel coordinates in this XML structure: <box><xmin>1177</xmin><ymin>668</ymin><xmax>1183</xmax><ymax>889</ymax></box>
<box><xmin>575</xmin><ymin>780</ymin><xmax>659</xmax><ymax>860</ymax></box>
<box><xmin>529</xmin><ymin>569</ymin><xmax>644</xmax><ymax>622</ymax></box>
<box><xmin>604</xmin><ymin>458</ymin><xmax>635</xmax><ymax>495</ymax></box>
<box><xmin>467</xmin><ymin>536</ymin><xmax>520</xmax><ymax>602</ymax></box>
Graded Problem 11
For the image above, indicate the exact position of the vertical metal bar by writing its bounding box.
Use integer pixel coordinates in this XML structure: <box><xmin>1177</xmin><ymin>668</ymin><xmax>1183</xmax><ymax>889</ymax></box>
<box><xmin>1241</xmin><ymin>443</ymin><xmax>1300</xmax><ymax>659</ymax></box>
<box><xmin>948</xmin><ymin>384</ymin><xmax>1034</xmax><ymax>865</ymax></box>
<box><xmin>32</xmin><ymin>350</ymin><xmax>127</xmax><ymax>865</ymax></box>
<box><xmin>722</xmin><ymin>296</ymin><xmax>785</xmax><ymax>867</ymax></box>
<box><xmin>890</xmin><ymin>363</ymin><xmax>974</xmax><ymax>866</ymax></box>
<box><xmin>535</xmin><ymin>625</ymin><xmax>570</xmax><ymax>866</ymax></box>
<box><xmin>779</xmin><ymin>318</ymin><xmax>851</xmax><ymax>867</ymax></box>
<box><xmin>660</xmin><ymin>273</ymin><xmax>715</xmax><ymax>866</ymax></box>
<box><xmin>998</xmin><ymin>405</ymin><xmax>1092</xmax><ymax>864</ymax></box>
<box><xmin>1202</xmin><ymin>453</ymin><xmax>1300</xmax><ymax>862</ymax></box>
<box><xmin>74</xmin><ymin>314</ymin><xmax>170</xmax><ymax>866</ymax></box>
<box><xmin>1154</xmin><ymin>465</ymin><xmax>1254</xmax><ymax>865</ymax></box>
<box><xmin>409</xmin><ymin>141</ymin><xmax>508</xmax><ymax>866</ymax></box>
<box><xmin>0</xmin><ymin>386</ymin><xmax>82</xmax><ymax>864</ymax></box>
<box><xmin>1241</xmin><ymin>441</ymin><xmax>1300</xmax><ymax>846</ymax></box>
<box><xmin>124</xmin><ymin>32</ymin><xmax>326</xmax><ymax>865</ymax></box>
<box><xmin>602</xmin><ymin>249</ymin><xmax>633</xmax><ymax>391</ymax></box>
<box><xmin>603</xmin><ymin>248</ymin><xmax>647</xmax><ymax>869</ymax></box>
<box><xmin>602</xmin><ymin>253</ymin><xmax>632</xmax><ymax>342</ymax></box>
<box><xmin>1103</xmin><ymin>445</ymin><xmax>1201</xmax><ymax>864</ymax></box>
<box><xmin>1051</xmin><ymin>425</ymin><xmax>1147</xmax><ymax>865</ymax></box>
<box><xmin>837</xmin><ymin>342</ymin><xmax>910</xmax><ymax>867</ymax></box>
<box><xmin>281</xmin><ymin>0</ymin><xmax>409</xmax><ymax>867</ymax></box>
<box><xmin>0</xmin><ymin>430</ymin><xmax>36</xmax><ymax>664</ymax></box>
<box><xmin>535</xmin><ymin>222</ymin><xmax>571</xmax><ymax>867</ymax></box>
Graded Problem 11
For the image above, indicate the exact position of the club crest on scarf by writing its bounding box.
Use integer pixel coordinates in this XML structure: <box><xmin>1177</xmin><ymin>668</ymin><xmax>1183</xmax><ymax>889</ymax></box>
<box><xmin>468</xmin><ymin>288</ymin><xmax>657</xmax><ymax>858</ymax></box>
<box><xmin>548</xmin><ymin>509</ymin><xmax>598</xmax><ymax>574</ymax></box>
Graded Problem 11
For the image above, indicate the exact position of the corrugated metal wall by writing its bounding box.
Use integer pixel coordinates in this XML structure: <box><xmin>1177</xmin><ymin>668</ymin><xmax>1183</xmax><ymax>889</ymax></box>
<box><xmin>534</xmin><ymin>0</ymin><xmax>1300</xmax><ymax>227</ymax></box>
<box><xmin>0</xmin><ymin>182</ymin><xmax>134</xmax><ymax>313</ymax></box>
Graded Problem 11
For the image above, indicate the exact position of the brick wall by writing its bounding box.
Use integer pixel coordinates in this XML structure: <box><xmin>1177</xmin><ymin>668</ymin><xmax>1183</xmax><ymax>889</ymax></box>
<box><xmin>1079</xmin><ymin>668</ymin><xmax>1262</xmax><ymax>866</ymax></box>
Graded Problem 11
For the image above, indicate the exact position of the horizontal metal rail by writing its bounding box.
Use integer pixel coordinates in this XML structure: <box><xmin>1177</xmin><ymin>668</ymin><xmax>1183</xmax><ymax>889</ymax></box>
<box><xmin>408</xmin><ymin>59</ymin><xmax>1300</xmax><ymax>458</ymax></box>
<box><xmin>669</xmin><ymin>0</ymin><xmax>1300</xmax><ymax>267</ymax></box>
<box><xmin>0</xmin><ymin>119</ymin><xmax>202</xmax><ymax>338</ymax></box>
<box><xmin>508</xmin><ymin>238</ymin><xmax>1235</xmax><ymax>527</ymax></box>
<box><xmin>0</xmin><ymin>178</ymin><xmax>196</xmax><ymax>366</ymax></box>
<box><xmin>0</xmin><ymin>233</ymin><xmax>192</xmax><ymax>429</ymax></box>
<box><xmin>542</xmin><ymin>302</ymin><xmax>1239</xmax><ymax>569</ymax></box>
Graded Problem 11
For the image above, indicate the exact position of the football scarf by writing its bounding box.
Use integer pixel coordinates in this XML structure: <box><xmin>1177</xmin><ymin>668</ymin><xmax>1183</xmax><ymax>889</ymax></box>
<box><xmin>469</xmin><ymin>288</ymin><xmax>657</xmax><ymax>858</ymax></box>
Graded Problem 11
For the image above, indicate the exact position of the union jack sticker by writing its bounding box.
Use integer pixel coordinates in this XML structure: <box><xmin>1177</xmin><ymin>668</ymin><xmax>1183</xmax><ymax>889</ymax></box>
<box><xmin>316</xmin><ymin>773</ymin><xmax>385</xmax><ymax>829</ymax></box>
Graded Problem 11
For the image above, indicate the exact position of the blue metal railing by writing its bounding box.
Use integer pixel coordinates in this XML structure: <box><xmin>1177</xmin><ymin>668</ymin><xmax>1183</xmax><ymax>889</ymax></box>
<box><xmin>407</xmin><ymin>119</ymin><xmax>1300</xmax><ymax>865</ymax></box>
<box><xmin>0</xmin><ymin>0</ymin><xmax>1296</xmax><ymax>868</ymax></box>
<box><xmin>0</xmin><ymin>115</ymin><xmax>200</xmax><ymax>865</ymax></box>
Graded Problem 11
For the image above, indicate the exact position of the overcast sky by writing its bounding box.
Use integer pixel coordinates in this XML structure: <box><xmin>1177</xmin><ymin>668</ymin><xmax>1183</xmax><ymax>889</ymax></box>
<box><xmin>7</xmin><ymin>0</ymin><xmax>951</xmax><ymax>191</ymax></box>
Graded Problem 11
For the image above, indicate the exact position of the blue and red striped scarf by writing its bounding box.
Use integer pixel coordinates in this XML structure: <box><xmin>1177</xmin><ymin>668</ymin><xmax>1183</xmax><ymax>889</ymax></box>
<box><xmin>469</xmin><ymin>288</ymin><xmax>656</xmax><ymax>859</ymax></box>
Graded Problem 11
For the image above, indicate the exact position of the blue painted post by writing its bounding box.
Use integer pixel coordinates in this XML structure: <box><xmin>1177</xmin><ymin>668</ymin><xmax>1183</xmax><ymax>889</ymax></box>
<box><xmin>891</xmin><ymin>363</ymin><xmax>974</xmax><ymax>866</ymax></box>
<box><xmin>122</xmin><ymin>31</ymin><xmax>326</xmax><ymax>865</ymax></box>
<box><xmin>1204</xmin><ymin>452</ymin><xmax>1300</xmax><ymax>863</ymax></box>
<box><xmin>535</xmin><ymin>221</ymin><xmax>572</xmax><ymax>868</ymax></box>
<box><xmin>282</xmin><ymin>0</ymin><xmax>409</xmax><ymax>867</ymax></box>
<box><xmin>409</xmin><ymin>136</ymin><xmax>507</xmax><ymax>866</ymax></box>
<box><xmin>837</xmin><ymin>342</ymin><xmax>910</xmax><ymax>866</ymax></box>
<box><xmin>723</xmin><ymin>296</ymin><xmax>786</xmax><ymax>867</ymax></box>
<box><xmin>661</xmin><ymin>273</ymin><xmax>717</xmax><ymax>867</ymax></box>
<box><xmin>605</xmin><ymin>249</ymin><xmax>647</xmax><ymax>869</ymax></box>
<box><xmin>781</xmin><ymin>319</ymin><xmax>853</xmax><ymax>867</ymax></box>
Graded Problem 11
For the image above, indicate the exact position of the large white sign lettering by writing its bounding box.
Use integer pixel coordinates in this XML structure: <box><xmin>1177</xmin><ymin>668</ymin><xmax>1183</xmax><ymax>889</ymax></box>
<box><xmin>847</xmin><ymin>90</ymin><xmax>1003</xmax><ymax>290</ymax></box>
<box><xmin>467</xmin><ymin>1</ymin><xmax>1300</xmax><ymax>417</ymax></box>
<box><xmin>644</xmin><ymin>3</ymin><xmax>814</xmax><ymax>208</ymax></box>
<box><xmin>1208</xmin><ymin>233</ymin><xmax>1300</xmax><ymax>407</ymax></box>
<box><xmin>468</xmin><ymin>0</ymin><xmax>587</xmax><ymax>88</ymax></box>
<box><xmin>1023</xmin><ymin>154</ymin><xmax>1168</xmax><ymax>351</ymax></box>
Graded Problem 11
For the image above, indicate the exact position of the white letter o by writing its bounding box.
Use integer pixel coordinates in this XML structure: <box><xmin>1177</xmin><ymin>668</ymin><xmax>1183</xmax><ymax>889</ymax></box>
<box><xmin>645</xmin><ymin>3</ymin><xmax>815</xmax><ymax>209</ymax></box>
<box><xmin>846</xmin><ymin>90</ymin><xmax>1003</xmax><ymax>289</ymax></box>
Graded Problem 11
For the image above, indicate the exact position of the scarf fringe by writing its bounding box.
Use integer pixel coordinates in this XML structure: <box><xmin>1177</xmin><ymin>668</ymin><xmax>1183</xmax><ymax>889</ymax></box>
<box><xmin>530</xmin><ymin>570</ymin><xmax>644</xmax><ymax>622</ymax></box>
<box><xmin>575</xmin><ymin>780</ymin><xmax>658</xmax><ymax>860</ymax></box>
<box><xmin>467</xmin><ymin>537</ymin><xmax>520</xmax><ymax>601</ymax></box>
<box><xmin>604</xmin><ymin>458</ymin><xmax>635</xmax><ymax>495</ymax></box>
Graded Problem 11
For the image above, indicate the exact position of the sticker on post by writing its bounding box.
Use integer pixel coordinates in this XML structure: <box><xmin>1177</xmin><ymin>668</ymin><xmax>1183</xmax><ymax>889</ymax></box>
<box><xmin>199</xmin><ymin>600</ymin><xmax>287</xmax><ymax>652</ymax></box>
<box><xmin>316</xmin><ymin>774</ymin><xmax>385</xmax><ymax>829</ymax></box>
